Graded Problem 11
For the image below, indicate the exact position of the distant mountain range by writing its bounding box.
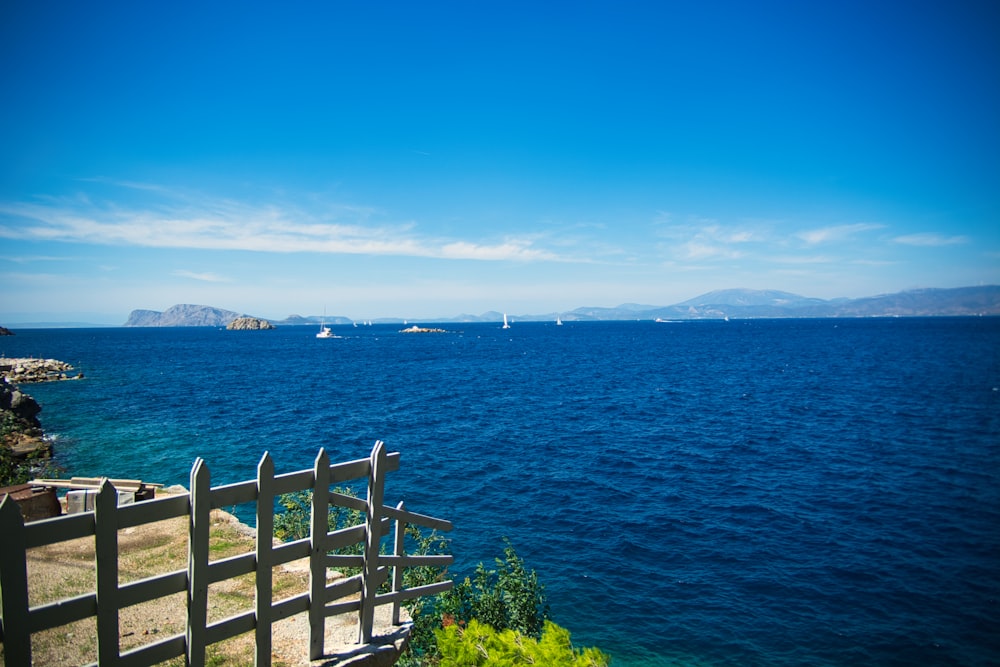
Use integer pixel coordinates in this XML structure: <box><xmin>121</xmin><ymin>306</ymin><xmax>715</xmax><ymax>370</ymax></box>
<box><xmin>120</xmin><ymin>286</ymin><xmax>1000</xmax><ymax>327</ymax></box>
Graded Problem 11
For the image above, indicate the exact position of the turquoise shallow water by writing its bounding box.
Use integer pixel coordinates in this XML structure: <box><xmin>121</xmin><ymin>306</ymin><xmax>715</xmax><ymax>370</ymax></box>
<box><xmin>5</xmin><ymin>318</ymin><xmax>999</xmax><ymax>666</ymax></box>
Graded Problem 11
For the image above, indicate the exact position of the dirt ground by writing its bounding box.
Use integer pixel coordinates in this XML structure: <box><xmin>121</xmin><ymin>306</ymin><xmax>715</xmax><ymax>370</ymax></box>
<box><xmin>4</xmin><ymin>496</ymin><xmax>410</xmax><ymax>666</ymax></box>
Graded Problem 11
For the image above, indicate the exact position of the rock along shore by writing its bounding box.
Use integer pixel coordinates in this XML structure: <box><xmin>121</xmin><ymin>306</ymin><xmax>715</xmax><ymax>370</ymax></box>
<box><xmin>1</xmin><ymin>358</ymin><xmax>80</xmax><ymax>463</ymax></box>
<box><xmin>0</xmin><ymin>357</ymin><xmax>82</xmax><ymax>383</ymax></box>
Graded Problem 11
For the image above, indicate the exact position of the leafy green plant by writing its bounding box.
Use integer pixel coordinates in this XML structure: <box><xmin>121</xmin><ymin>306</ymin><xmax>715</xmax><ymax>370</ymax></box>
<box><xmin>273</xmin><ymin>487</ymin><xmax>366</xmax><ymax>541</ymax></box>
<box><xmin>273</xmin><ymin>490</ymin><xmax>313</xmax><ymax>542</ymax></box>
<box><xmin>274</xmin><ymin>487</ymin><xmax>368</xmax><ymax>579</ymax></box>
<box><xmin>439</xmin><ymin>538</ymin><xmax>549</xmax><ymax>637</ymax></box>
<box><xmin>401</xmin><ymin>538</ymin><xmax>556</xmax><ymax>664</ymax></box>
<box><xmin>272</xmin><ymin>492</ymin><xmax>606</xmax><ymax>666</ymax></box>
<box><xmin>435</xmin><ymin>618</ymin><xmax>610</xmax><ymax>666</ymax></box>
<box><xmin>0</xmin><ymin>443</ymin><xmax>60</xmax><ymax>487</ymax></box>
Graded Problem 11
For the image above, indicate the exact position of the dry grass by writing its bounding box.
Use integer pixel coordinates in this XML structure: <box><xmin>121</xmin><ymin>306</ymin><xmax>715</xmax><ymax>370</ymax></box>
<box><xmin>4</xmin><ymin>497</ymin><xmax>407</xmax><ymax>667</ymax></box>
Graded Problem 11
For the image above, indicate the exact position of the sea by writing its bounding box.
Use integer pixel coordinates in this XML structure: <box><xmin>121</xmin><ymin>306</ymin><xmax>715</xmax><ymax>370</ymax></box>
<box><xmin>3</xmin><ymin>318</ymin><xmax>999</xmax><ymax>666</ymax></box>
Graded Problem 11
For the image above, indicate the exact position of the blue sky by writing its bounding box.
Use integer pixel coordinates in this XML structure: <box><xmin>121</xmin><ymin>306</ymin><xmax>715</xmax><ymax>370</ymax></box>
<box><xmin>2</xmin><ymin>1</ymin><xmax>998</xmax><ymax>324</ymax></box>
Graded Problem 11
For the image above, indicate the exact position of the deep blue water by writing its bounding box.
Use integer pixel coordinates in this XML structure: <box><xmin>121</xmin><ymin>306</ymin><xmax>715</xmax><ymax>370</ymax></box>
<box><xmin>4</xmin><ymin>319</ymin><xmax>999</xmax><ymax>666</ymax></box>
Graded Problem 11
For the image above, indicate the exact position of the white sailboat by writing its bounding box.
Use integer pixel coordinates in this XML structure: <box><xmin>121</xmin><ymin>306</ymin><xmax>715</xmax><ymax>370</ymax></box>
<box><xmin>316</xmin><ymin>310</ymin><xmax>337</xmax><ymax>338</ymax></box>
<box><xmin>502</xmin><ymin>313</ymin><xmax>511</xmax><ymax>329</ymax></box>
<box><xmin>556</xmin><ymin>316</ymin><xmax>563</xmax><ymax>326</ymax></box>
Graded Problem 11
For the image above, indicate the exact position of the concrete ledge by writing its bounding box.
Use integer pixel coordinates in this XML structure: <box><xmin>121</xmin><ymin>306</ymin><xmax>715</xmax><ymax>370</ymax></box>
<box><xmin>313</xmin><ymin>620</ymin><xmax>413</xmax><ymax>667</ymax></box>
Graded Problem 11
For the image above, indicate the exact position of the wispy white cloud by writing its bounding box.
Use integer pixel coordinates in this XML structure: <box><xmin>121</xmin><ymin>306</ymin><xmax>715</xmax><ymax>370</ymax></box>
<box><xmin>0</xmin><ymin>254</ymin><xmax>74</xmax><ymax>263</ymax></box>
<box><xmin>768</xmin><ymin>254</ymin><xmax>836</xmax><ymax>265</ymax></box>
<box><xmin>678</xmin><ymin>240</ymin><xmax>745</xmax><ymax>261</ymax></box>
<box><xmin>172</xmin><ymin>270</ymin><xmax>232</xmax><ymax>283</ymax></box>
<box><xmin>0</xmin><ymin>190</ymin><xmax>567</xmax><ymax>263</ymax></box>
<box><xmin>439</xmin><ymin>240</ymin><xmax>558</xmax><ymax>261</ymax></box>
<box><xmin>891</xmin><ymin>233</ymin><xmax>968</xmax><ymax>246</ymax></box>
<box><xmin>796</xmin><ymin>223</ymin><xmax>884</xmax><ymax>245</ymax></box>
<box><xmin>658</xmin><ymin>220</ymin><xmax>761</xmax><ymax>261</ymax></box>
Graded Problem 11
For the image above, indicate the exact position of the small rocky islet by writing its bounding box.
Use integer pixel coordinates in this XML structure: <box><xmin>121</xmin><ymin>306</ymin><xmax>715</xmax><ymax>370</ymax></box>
<box><xmin>399</xmin><ymin>325</ymin><xmax>449</xmax><ymax>333</ymax></box>
<box><xmin>226</xmin><ymin>317</ymin><xmax>276</xmax><ymax>330</ymax></box>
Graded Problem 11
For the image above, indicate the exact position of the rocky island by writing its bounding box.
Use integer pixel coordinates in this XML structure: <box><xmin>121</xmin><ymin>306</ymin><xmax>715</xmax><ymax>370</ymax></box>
<box><xmin>226</xmin><ymin>317</ymin><xmax>276</xmax><ymax>330</ymax></box>
<box><xmin>399</xmin><ymin>325</ymin><xmax>448</xmax><ymax>333</ymax></box>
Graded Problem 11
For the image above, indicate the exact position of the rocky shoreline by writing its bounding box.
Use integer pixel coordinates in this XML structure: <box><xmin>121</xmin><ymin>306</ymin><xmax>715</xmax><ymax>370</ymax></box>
<box><xmin>1</xmin><ymin>358</ymin><xmax>80</xmax><ymax>477</ymax></box>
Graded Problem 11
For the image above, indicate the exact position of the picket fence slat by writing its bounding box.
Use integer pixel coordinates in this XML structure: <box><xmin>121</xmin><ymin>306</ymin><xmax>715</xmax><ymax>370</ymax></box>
<box><xmin>29</xmin><ymin>592</ymin><xmax>96</xmax><ymax>632</ymax></box>
<box><xmin>328</xmin><ymin>523</ymin><xmax>367</xmax><ymax>551</ymax></box>
<box><xmin>1</xmin><ymin>442</ymin><xmax>452</xmax><ymax>667</ymax></box>
<box><xmin>118</xmin><ymin>570</ymin><xmax>187</xmax><ymax>608</ymax></box>
<box><xmin>94</xmin><ymin>480</ymin><xmax>120</xmax><ymax>665</ymax></box>
<box><xmin>256</xmin><ymin>452</ymin><xmax>276</xmax><ymax>665</ymax></box>
<box><xmin>273</xmin><ymin>538</ymin><xmax>310</xmax><ymax>566</ymax></box>
<box><xmin>383</xmin><ymin>504</ymin><xmax>454</xmax><ymax>532</ymax></box>
<box><xmin>330</xmin><ymin>490</ymin><xmax>368</xmax><ymax>512</ymax></box>
<box><xmin>328</xmin><ymin>458</ymin><xmax>372</xmax><ymax>483</ymax></box>
<box><xmin>309</xmin><ymin>448</ymin><xmax>331</xmax><ymax>660</ymax></box>
<box><xmin>325</xmin><ymin>600</ymin><xmax>361</xmax><ymax>617</ymax></box>
<box><xmin>0</xmin><ymin>496</ymin><xmax>30</xmax><ymax>662</ymax></box>
<box><xmin>273</xmin><ymin>468</ymin><xmax>312</xmax><ymax>496</ymax></box>
<box><xmin>273</xmin><ymin>593</ymin><xmax>310</xmax><ymax>622</ymax></box>
<box><xmin>380</xmin><ymin>554</ymin><xmax>455</xmax><ymax>568</ymax></box>
<box><xmin>206</xmin><ymin>610</ymin><xmax>256</xmax><ymax>645</ymax></box>
<box><xmin>391</xmin><ymin>500</ymin><xmax>406</xmax><ymax>625</ymax></box>
<box><xmin>326</xmin><ymin>554</ymin><xmax>365</xmax><ymax>569</ymax></box>
<box><xmin>325</xmin><ymin>574</ymin><xmax>363</xmax><ymax>601</ymax></box>
<box><xmin>375</xmin><ymin>580</ymin><xmax>455</xmax><ymax>606</ymax></box>
<box><xmin>24</xmin><ymin>510</ymin><xmax>94</xmax><ymax>548</ymax></box>
<box><xmin>210</xmin><ymin>479</ymin><xmax>258</xmax><ymax>508</ymax></box>
<box><xmin>209</xmin><ymin>552</ymin><xmax>256</xmax><ymax>583</ymax></box>
<box><xmin>116</xmin><ymin>633</ymin><xmax>186</xmax><ymax>667</ymax></box>
<box><xmin>117</xmin><ymin>494</ymin><xmax>189</xmax><ymax>529</ymax></box>
<box><xmin>187</xmin><ymin>458</ymin><xmax>211</xmax><ymax>666</ymax></box>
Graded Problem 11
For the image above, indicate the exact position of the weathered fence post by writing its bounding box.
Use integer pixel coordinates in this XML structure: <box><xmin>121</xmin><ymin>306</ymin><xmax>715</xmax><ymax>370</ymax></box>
<box><xmin>255</xmin><ymin>452</ymin><xmax>275</xmax><ymax>667</ymax></box>
<box><xmin>188</xmin><ymin>458</ymin><xmax>211</xmax><ymax>667</ymax></box>
<box><xmin>0</xmin><ymin>495</ymin><xmax>31</xmax><ymax>666</ymax></box>
<box><xmin>391</xmin><ymin>500</ymin><xmax>406</xmax><ymax>625</ymax></box>
<box><xmin>95</xmin><ymin>479</ymin><xmax>121</xmax><ymax>665</ymax></box>
<box><xmin>358</xmin><ymin>440</ymin><xmax>387</xmax><ymax>643</ymax></box>
<box><xmin>309</xmin><ymin>448</ymin><xmax>330</xmax><ymax>660</ymax></box>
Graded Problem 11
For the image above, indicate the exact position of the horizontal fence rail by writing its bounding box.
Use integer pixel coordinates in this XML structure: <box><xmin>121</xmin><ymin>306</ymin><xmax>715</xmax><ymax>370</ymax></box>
<box><xmin>0</xmin><ymin>441</ymin><xmax>453</xmax><ymax>666</ymax></box>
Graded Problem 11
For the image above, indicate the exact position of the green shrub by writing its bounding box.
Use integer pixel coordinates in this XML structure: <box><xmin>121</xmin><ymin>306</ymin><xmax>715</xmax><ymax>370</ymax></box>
<box><xmin>273</xmin><ymin>493</ymin><xmax>607</xmax><ymax>666</ymax></box>
<box><xmin>0</xmin><ymin>443</ymin><xmax>60</xmax><ymax>488</ymax></box>
<box><xmin>401</xmin><ymin>538</ymin><xmax>556</xmax><ymax>664</ymax></box>
<box><xmin>435</xmin><ymin>618</ymin><xmax>610</xmax><ymax>666</ymax></box>
<box><xmin>273</xmin><ymin>488</ymin><xmax>366</xmax><ymax>541</ymax></box>
<box><xmin>437</xmin><ymin>538</ymin><xmax>549</xmax><ymax>637</ymax></box>
<box><xmin>273</xmin><ymin>488</ymin><xmax>368</xmax><ymax>579</ymax></box>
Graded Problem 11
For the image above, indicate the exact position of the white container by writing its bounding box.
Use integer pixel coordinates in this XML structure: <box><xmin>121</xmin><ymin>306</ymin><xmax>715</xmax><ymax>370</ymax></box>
<box><xmin>66</xmin><ymin>489</ymin><xmax>136</xmax><ymax>513</ymax></box>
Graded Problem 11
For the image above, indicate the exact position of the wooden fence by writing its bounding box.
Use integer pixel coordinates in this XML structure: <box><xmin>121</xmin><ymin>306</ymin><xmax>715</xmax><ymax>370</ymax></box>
<box><xmin>0</xmin><ymin>440</ymin><xmax>454</xmax><ymax>666</ymax></box>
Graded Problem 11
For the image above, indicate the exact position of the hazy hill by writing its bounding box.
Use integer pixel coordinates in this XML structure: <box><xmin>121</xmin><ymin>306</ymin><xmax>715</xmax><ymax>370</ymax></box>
<box><xmin>116</xmin><ymin>286</ymin><xmax>1000</xmax><ymax>327</ymax></box>
<box><xmin>124</xmin><ymin>304</ymin><xmax>247</xmax><ymax>327</ymax></box>
<box><xmin>676</xmin><ymin>289</ymin><xmax>828</xmax><ymax>308</ymax></box>
<box><xmin>633</xmin><ymin>286</ymin><xmax>1000</xmax><ymax>321</ymax></box>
